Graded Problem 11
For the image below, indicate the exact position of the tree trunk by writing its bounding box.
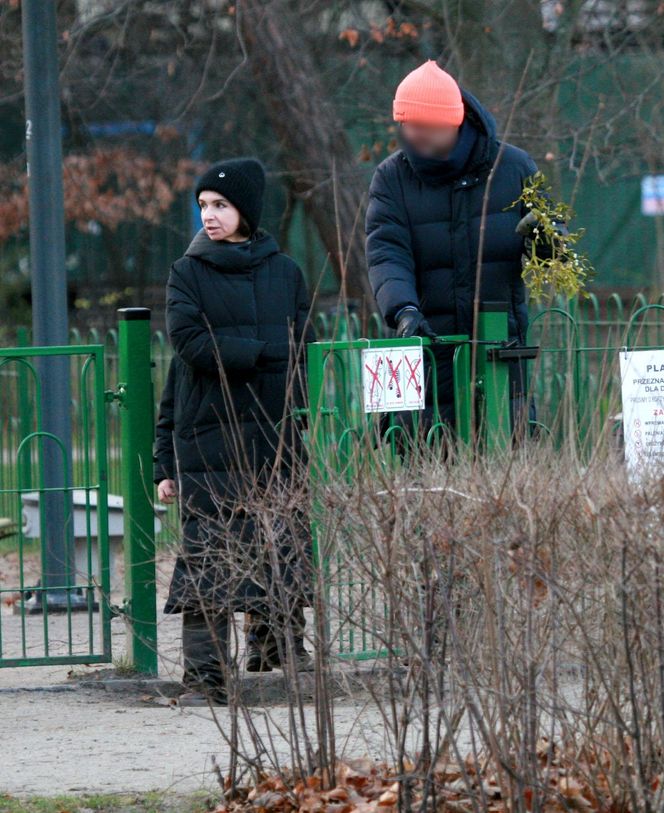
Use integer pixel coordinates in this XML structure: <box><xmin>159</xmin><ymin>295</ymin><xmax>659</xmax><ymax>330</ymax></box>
<box><xmin>238</xmin><ymin>0</ymin><xmax>374</xmax><ymax>308</ymax></box>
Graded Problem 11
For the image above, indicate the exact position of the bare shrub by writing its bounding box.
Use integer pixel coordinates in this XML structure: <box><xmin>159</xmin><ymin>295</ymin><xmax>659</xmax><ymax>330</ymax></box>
<box><xmin>311</xmin><ymin>434</ymin><xmax>664</xmax><ymax>811</ymax></box>
<box><xmin>159</xmin><ymin>331</ymin><xmax>663</xmax><ymax>812</ymax></box>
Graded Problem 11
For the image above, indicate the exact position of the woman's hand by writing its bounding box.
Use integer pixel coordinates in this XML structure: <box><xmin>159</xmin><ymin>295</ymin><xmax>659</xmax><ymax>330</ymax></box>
<box><xmin>157</xmin><ymin>478</ymin><xmax>177</xmax><ymax>504</ymax></box>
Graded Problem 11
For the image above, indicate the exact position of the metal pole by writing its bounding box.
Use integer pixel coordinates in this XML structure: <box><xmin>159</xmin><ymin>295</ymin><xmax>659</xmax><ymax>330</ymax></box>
<box><xmin>21</xmin><ymin>0</ymin><xmax>77</xmax><ymax>608</ymax></box>
<box><xmin>476</xmin><ymin>303</ymin><xmax>511</xmax><ymax>452</ymax></box>
<box><xmin>452</xmin><ymin>340</ymin><xmax>472</xmax><ymax>448</ymax></box>
<box><xmin>118</xmin><ymin>308</ymin><xmax>158</xmax><ymax>674</ymax></box>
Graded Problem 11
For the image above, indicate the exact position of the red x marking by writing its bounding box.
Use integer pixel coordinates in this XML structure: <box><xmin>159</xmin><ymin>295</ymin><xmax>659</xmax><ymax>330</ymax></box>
<box><xmin>405</xmin><ymin>354</ymin><xmax>422</xmax><ymax>396</ymax></box>
<box><xmin>364</xmin><ymin>357</ymin><xmax>383</xmax><ymax>403</ymax></box>
<box><xmin>385</xmin><ymin>356</ymin><xmax>402</xmax><ymax>398</ymax></box>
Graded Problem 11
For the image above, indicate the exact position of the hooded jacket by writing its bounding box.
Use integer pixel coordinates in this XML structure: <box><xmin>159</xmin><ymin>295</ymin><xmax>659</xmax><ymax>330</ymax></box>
<box><xmin>365</xmin><ymin>90</ymin><xmax>536</xmax><ymax>419</ymax></box>
<box><xmin>154</xmin><ymin>228</ymin><xmax>312</xmax><ymax>612</ymax></box>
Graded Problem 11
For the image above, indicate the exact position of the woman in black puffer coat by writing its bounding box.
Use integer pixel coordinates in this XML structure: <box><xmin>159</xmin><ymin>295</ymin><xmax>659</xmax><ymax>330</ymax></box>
<box><xmin>154</xmin><ymin>158</ymin><xmax>314</xmax><ymax>705</ymax></box>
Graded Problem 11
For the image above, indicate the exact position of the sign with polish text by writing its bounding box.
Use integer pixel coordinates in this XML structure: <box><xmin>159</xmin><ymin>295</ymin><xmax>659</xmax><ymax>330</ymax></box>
<box><xmin>619</xmin><ymin>349</ymin><xmax>664</xmax><ymax>473</ymax></box>
<box><xmin>361</xmin><ymin>345</ymin><xmax>425</xmax><ymax>413</ymax></box>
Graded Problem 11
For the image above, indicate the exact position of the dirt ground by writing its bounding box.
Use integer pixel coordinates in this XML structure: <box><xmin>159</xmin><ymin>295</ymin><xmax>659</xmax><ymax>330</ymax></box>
<box><xmin>0</xmin><ymin>539</ymin><xmax>440</xmax><ymax>799</ymax></box>
<box><xmin>0</xmin><ymin>606</ymin><xmax>429</xmax><ymax>797</ymax></box>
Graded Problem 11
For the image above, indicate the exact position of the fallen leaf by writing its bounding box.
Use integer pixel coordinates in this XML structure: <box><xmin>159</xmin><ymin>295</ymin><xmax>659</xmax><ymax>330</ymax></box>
<box><xmin>377</xmin><ymin>789</ymin><xmax>397</xmax><ymax>806</ymax></box>
<box><xmin>326</xmin><ymin>787</ymin><xmax>349</xmax><ymax>801</ymax></box>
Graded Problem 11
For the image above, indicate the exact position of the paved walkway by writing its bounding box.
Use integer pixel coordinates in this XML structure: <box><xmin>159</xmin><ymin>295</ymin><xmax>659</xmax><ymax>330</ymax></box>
<box><xmin>0</xmin><ymin>610</ymin><xmax>421</xmax><ymax>797</ymax></box>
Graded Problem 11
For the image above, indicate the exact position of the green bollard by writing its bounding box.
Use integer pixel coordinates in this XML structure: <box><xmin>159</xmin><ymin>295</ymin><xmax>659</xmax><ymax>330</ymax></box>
<box><xmin>117</xmin><ymin>307</ymin><xmax>158</xmax><ymax>675</ymax></box>
<box><xmin>476</xmin><ymin>302</ymin><xmax>511</xmax><ymax>452</ymax></box>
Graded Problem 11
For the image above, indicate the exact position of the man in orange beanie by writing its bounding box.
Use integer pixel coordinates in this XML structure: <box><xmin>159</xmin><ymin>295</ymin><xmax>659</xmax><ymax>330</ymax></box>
<box><xmin>392</xmin><ymin>59</ymin><xmax>465</xmax><ymax>158</ymax></box>
<box><xmin>366</xmin><ymin>59</ymin><xmax>542</xmax><ymax>430</ymax></box>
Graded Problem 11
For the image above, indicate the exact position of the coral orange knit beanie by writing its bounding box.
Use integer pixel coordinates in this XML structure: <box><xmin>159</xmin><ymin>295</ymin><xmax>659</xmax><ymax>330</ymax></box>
<box><xmin>393</xmin><ymin>60</ymin><xmax>465</xmax><ymax>127</ymax></box>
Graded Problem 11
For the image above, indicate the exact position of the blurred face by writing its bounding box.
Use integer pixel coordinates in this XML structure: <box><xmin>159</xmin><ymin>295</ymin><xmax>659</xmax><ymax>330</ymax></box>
<box><xmin>400</xmin><ymin>122</ymin><xmax>460</xmax><ymax>158</ymax></box>
<box><xmin>198</xmin><ymin>191</ymin><xmax>243</xmax><ymax>241</ymax></box>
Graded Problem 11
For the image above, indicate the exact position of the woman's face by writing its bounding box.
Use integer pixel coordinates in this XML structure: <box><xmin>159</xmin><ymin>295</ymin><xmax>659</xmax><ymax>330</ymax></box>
<box><xmin>198</xmin><ymin>191</ymin><xmax>242</xmax><ymax>241</ymax></box>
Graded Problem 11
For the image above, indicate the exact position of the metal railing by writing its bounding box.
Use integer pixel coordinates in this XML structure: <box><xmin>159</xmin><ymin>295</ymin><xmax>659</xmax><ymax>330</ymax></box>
<box><xmin>4</xmin><ymin>292</ymin><xmax>663</xmax><ymax>666</ymax></box>
<box><xmin>9</xmin><ymin>290</ymin><xmax>657</xmax><ymax>542</ymax></box>
<box><xmin>528</xmin><ymin>296</ymin><xmax>664</xmax><ymax>449</ymax></box>
<box><xmin>0</xmin><ymin>309</ymin><xmax>157</xmax><ymax>673</ymax></box>
<box><xmin>0</xmin><ymin>344</ymin><xmax>112</xmax><ymax>667</ymax></box>
<box><xmin>306</xmin><ymin>306</ymin><xmax>521</xmax><ymax>659</ymax></box>
<box><xmin>306</xmin><ymin>297</ymin><xmax>664</xmax><ymax>659</ymax></box>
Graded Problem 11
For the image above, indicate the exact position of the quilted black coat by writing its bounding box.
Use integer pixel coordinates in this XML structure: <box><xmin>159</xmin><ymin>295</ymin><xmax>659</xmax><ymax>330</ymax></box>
<box><xmin>365</xmin><ymin>89</ymin><xmax>536</xmax><ymax>423</ymax></box>
<box><xmin>154</xmin><ymin>229</ymin><xmax>312</xmax><ymax>613</ymax></box>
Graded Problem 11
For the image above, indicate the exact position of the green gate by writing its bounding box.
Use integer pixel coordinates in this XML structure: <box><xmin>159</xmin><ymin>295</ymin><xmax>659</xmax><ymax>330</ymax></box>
<box><xmin>0</xmin><ymin>308</ymin><xmax>157</xmax><ymax>673</ymax></box>
<box><xmin>307</xmin><ymin>304</ymin><xmax>524</xmax><ymax>659</ymax></box>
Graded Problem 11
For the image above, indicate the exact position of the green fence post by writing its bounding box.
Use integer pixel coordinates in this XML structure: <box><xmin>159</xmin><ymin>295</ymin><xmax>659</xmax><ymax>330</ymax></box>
<box><xmin>476</xmin><ymin>302</ymin><xmax>511</xmax><ymax>452</ymax></box>
<box><xmin>117</xmin><ymin>307</ymin><xmax>157</xmax><ymax>675</ymax></box>
<box><xmin>307</xmin><ymin>341</ymin><xmax>329</xmax><ymax>571</ymax></box>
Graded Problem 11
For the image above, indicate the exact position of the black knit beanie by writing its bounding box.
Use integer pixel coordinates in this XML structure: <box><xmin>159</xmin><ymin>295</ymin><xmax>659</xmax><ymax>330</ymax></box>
<box><xmin>194</xmin><ymin>158</ymin><xmax>266</xmax><ymax>235</ymax></box>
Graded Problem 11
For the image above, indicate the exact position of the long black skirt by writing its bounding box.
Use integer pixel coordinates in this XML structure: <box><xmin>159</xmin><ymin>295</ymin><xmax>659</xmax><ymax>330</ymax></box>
<box><xmin>164</xmin><ymin>470</ymin><xmax>312</xmax><ymax>615</ymax></box>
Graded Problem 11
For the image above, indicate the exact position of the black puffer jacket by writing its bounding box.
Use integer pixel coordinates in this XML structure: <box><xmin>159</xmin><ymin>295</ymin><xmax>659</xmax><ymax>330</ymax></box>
<box><xmin>365</xmin><ymin>90</ymin><xmax>536</xmax><ymax>421</ymax></box>
<box><xmin>154</xmin><ymin>229</ymin><xmax>312</xmax><ymax>613</ymax></box>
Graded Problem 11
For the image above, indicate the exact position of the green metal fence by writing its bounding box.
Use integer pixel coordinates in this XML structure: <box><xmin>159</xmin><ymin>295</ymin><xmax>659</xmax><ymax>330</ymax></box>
<box><xmin>0</xmin><ymin>344</ymin><xmax>112</xmax><ymax>667</ymax></box>
<box><xmin>528</xmin><ymin>294</ymin><xmax>664</xmax><ymax>449</ymax></box>
<box><xmin>34</xmin><ymin>293</ymin><xmax>662</xmax><ymax>518</ymax></box>
<box><xmin>8</xmin><ymin>294</ymin><xmax>650</xmax><ymax>541</ymax></box>
<box><xmin>306</xmin><ymin>305</ymin><xmax>522</xmax><ymax>659</ymax></box>
<box><xmin>0</xmin><ymin>309</ymin><xmax>157</xmax><ymax>673</ymax></box>
<box><xmin>306</xmin><ymin>297</ymin><xmax>664</xmax><ymax>659</ymax></box>
<box><xmin>5</xmin><ymin>295</ymin><xmax>664</xmax><ymax>671</ymax></box>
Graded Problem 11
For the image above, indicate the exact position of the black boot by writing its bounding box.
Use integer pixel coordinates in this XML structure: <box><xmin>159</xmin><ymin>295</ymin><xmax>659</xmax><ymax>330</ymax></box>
<box><xmin>265</xmin><ymin>604</ymin><xmax>314</xmax><ymax>673</ymax></box>
<box><xmin>180</xmin><ymin>609</ymin><xmax>229</xmax><ymax>705</ymax></box>
<box><xmin>288</xmin><ymin>603</ymin><xmax>314</xmax><ymax>672</ymax></box>
<box><xmin>245</xmin><ymin>614</ymin><xmax>274</xmax><ymax>673</ymax></box>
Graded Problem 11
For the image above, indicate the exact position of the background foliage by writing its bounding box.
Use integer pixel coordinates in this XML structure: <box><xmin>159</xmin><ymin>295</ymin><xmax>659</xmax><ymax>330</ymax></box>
<box><xmin>0</xmin><ymin>0</ymin><xmax>662</xmax><ymax>328</ymax></box>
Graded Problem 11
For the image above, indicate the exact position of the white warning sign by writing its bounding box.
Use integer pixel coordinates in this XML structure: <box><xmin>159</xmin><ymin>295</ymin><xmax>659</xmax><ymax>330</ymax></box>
<box><xmin>361</xmin><ymin>346</ymin><xmax>425</xmax><ymax>413</ymax></box>
<box><xmin>619</xmin><ymin>349</ymin><xmax>664</xmax><ymax>473</ymax></box>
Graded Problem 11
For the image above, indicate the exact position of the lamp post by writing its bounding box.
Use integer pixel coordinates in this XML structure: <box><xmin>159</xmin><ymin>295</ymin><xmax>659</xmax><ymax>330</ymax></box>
<box><xmin>21</xmin><ymin>0</ymin><xmax>78</xmax><ymax>610</ymax></box>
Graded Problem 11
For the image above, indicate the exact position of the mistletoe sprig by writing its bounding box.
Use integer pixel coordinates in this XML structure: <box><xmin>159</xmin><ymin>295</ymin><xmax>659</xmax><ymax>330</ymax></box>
<box><xmin>511</xmin><ymin>171</ymin><xmax>594</xmax><ymax>301</ymax></box>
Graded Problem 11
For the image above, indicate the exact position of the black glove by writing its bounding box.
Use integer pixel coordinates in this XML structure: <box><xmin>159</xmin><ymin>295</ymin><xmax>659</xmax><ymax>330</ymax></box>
<box><xmin>395</xmin><ymin>307</ymin><xmax>437</xmax><ymax>341</ymax></box>
<box><xmin>516</xmin><ymin>212</ymin><xmax>569</xmax><ymax>260</ymax></box>
<box><xmin>259</xmin><ymin>342</ymin><xmax>290</xmax><ymax>363</ymax></box>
